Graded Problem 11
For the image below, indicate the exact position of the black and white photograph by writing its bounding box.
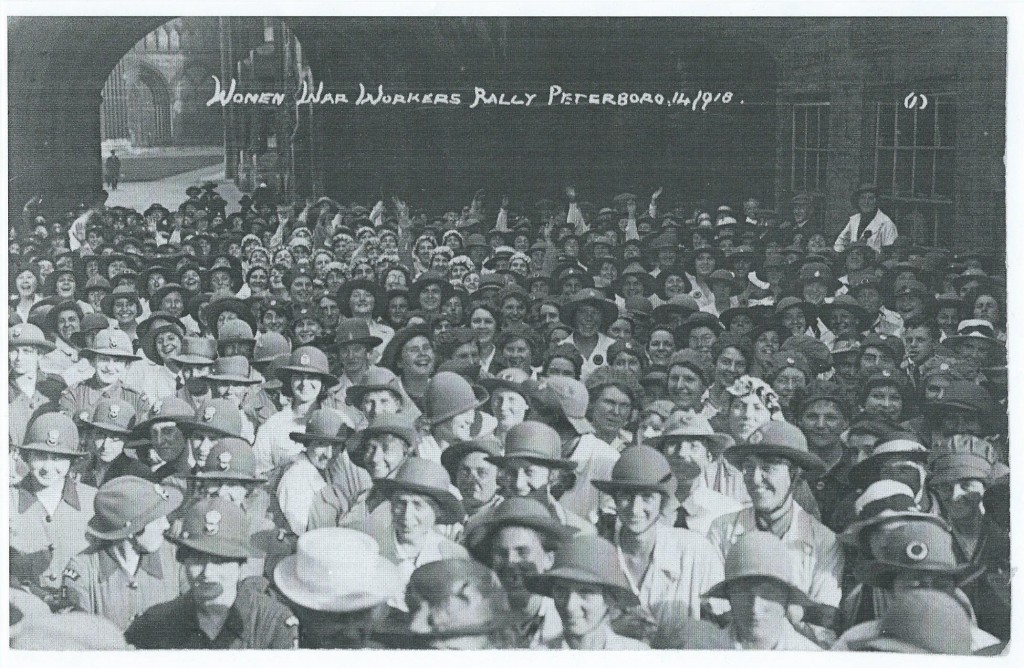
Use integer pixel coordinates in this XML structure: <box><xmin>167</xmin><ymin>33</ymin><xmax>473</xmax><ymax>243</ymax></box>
<box><xmin>4</xmin><ymin>3</ymin><xmax>1015</xmax><ymax>658</ymax></box>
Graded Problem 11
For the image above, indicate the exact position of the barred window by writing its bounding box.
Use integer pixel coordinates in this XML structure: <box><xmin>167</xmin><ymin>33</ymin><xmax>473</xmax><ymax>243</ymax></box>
<box><xmin>790</xmin><ymin>102</ymin><xmax>830</xmax><ymax>195</ymax></box>
<box><xmin>872</xmin><ymin>95</ymin><xmax>955</xmax><ymax>246</ymax></box>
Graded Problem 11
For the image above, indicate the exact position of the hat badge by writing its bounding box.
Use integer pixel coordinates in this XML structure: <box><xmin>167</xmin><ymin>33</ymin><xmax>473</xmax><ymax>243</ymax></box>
<box><xmin>153</xmin><ymin>484</ymin><xmax>170</xmax><ymax>501</ymax></box>
<box><xmin>46</xmin><ymin>429</ymin><xmax>60</xmax><ymax>446</ymax></box>
<box><xmin>79</xmin><ymin>411</ymin><xmax>90</xmax><ymax>422</ymax></box>
<box><xmin>300</xmin><ymin>354</ymin><xmax>311</xmax><ymax>366</ymax></box>
<box><xmin>12</xmin><ymin>326</ymin><xmax>21</xmax><ymax>338</ymax></box>
<box><xmin>108</xmin><ymin>404</ymin><xmax>120</xmax><ymax>421</ymax></box>
<box><xmin>786</xmin><ymin>357</ymin><xmax>795</xmax><ymax>365</ymax></box>
<box><xmin>747</xmin><ymin>430</ymin><xmax>764</xmax><ymax>445</ymax></box>
<box><xmin>204</xmin><ymin>510</ymin><xmax>222</xmax><ymax>535</ymax></box>
<box><xmin>152</xmin><ymin>401</ymin><xmax>163</xmax><ymax>415</ymax></box>
<box><xmin>204</xmin><ymin>406</ymin><xmax>216</xmax><ymax>422</ymax></box>
<box><xmin>218</xmin><ymin>451</ymin><xmax>233</xmax><ymax>471</ymax></box>
<box><xmin>939</xmin><ymin>363</ymin><xmax>950</xmax><ymax>371</ymax></box>
<box><xmin>906</xmin><ymin>541</ymin><xmax>929</xmax><ymax>561</ymax></box>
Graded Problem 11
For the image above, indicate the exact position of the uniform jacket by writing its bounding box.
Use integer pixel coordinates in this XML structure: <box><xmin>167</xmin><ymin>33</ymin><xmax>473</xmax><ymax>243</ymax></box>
<box><xmin>706</xmin><ymin>503</ymin><xmax>844</xmax><ymax>607</ymax></box>
<box><xmin>613</xmin><ymin>525</ymin><xmax>725</xmax><ymax>633</ymax></box>
<box><xmin>59</xmin><ymin>376</ymin><xmax>150</xmax><ymax>421</ymax></box>
<box><xmin>9</xmin><ymin>376</ymin><xmax>53</xmax><ymax>447</ymax></box>
<box><xmin>125</xmin><ymin>576</ymin><xmax>298</xmax><ymax>649</ymax></box>
<box><xmin>559</xmin><ymin>433</ymin><xmax>620</xmax><ymax>525</ymax></box>
<box><xmin>63</xmin><ymin>540</ymin><xmax>184</xmax><ymax>630</ymax></box>
<box><xmin>10</xmin><ymin>475</ymin><xmax>97</xmax><ymax>587</ymax></box>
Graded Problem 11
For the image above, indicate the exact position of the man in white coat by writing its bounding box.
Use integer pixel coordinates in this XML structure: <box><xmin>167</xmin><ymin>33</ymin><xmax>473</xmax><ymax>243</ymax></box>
<box><xmin>833</xmin><ymin>183</ymin><xmax>898</xmax><ymax>253</ymax></box>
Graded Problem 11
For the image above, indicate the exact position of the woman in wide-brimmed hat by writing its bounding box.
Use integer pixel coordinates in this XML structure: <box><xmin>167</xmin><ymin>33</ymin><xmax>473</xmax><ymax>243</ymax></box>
<box><xmin>702</xmin><ymin>532</ymin><xmax>822</xmax><ymax>650</ymax></box>
<box><xmin>590</xmin><ymin>445</ymin><xmax>726</xmax><ymax>642</ymax></box>
<box><xmin>73</xmin><ymin>475</ymin><xmax>184</xmax><ymax>629</ymax></box>
<box><xmin>379</xmin><ymin>324</ymin><xmax>436</xmax><ymax>410</ymax></box>
<box><xmin>201</xmin><ymin>295</ymin><xmax>257</xmax><ymax>338</ymax></box>
<box><xmin>337</xmin><ymin>278</ymin><xmax>394</xmax><ymax>361</ymax></box>
<box><xmin>251</xmin><ymin>346</ymin><xmax>339</xmax><ymax>477</ymax></box>
<box><xmin>100</xmin><ymin>284</ymin><xmax>143</xmax><ymax>340</ymax></box>
<box><xmin>526</xmin><ymin>534</ymin><xmax>649</xmax><ymax>649</ymax></box>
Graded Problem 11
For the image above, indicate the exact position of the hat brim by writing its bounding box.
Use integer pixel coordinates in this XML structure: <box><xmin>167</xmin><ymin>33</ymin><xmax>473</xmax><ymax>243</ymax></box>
<box><xmin>467</xmin><ymin>515</ymin><xmax>578</xmax><ymax>555</ymax></box>
<box><xmin>178</xmin><ymin>420</ymin><xmax>241</xmax><ymax>441</ymax></box>
<box><xmin>847</xmin><ymin>451</ymin><xmax>929</xmax><ymax>488</ymax></box>
<box><xmin>189</xmin><ymin>469</ymin><xmax>267</xmax><ymax>484</ymax></box>
<box><xmin>838</xmin><ymin>511</ymin><xmax>949</xmax><ymax>547</ymax></box>
<box><xmin>487</xmin><ymin>454</ymin><xmax>577</xmax><ymax>471</ymax></box>
<box><xmin>648</xmin><ymin>432</ymin><xmax>734</xmax><ymax>457</ymax></box>
<box><xmin>274</xmin><ymin>555</ymin><xmax>402</xmax><ymax>612</ymax></box>
<box><xmin>853</xmin><ymin>556</ymin><xmax>976</xmax><ymax>588</ymax></box>
<box><xmin>724</xmin><ymin>444</ymin><xmax>826</xmax><ymax>477</ymax></box>
<box><xmin>562</xmin><ymin>298</ymin><xmax>618</xmax><ymax>329</ymax></box>
<box><xmin>207</xmin><ymin>373</ymin><xmax>262</xmax><ymax>385</ymax></box>
<box><xmin>86</xmin><ymin>487</ymin><xmax>184</xmax><ymax>541</ymax></box>
<box><xmin>527</xmin><ymin>571</ymin><xmax>639</xmax><ymax>607</ymax></box>
<box><xmin>440</xmin><ymin>441</ymin><xmax>503</xmax><ymax>476</ymax></box>
<box><xmin>372</xmin><ymin>480</ymin><xmax>464</xmax><ymax>524</ymax></box>
<box><xmin>81</xmin><ymin>419</ymin><xmax>133</xmax><ymax>436</ymax></box>
<box><xmin>591</xmin><ymin>479</ymin><xmax>675</xmax><ymax>497</ymax></box>
<box><xmin>9</xmin><ymin>338</ymin><xmax>56</xmax><ymax>352</ymax></box>
<box><xmin>425</xmin><ymin>392</ymin><xmax>489</xmax><ymax>427</ymax></box>
<box><xmin>166</xmin><ymin>532</ymin><xmax>257</xmax><ymax>560</ymax></box>
<box><xmin>332</xmin><ymin>335</ymin><xmax>385</xmax><ymax>350</ymax></box>
<box><xmin>703</xmin><ymin>574</ymin><xmax>814</xmax><ymax>608</ymax></box>
<box><xmin>276</xmin><ymin>365</ymin><xmax>339</xmax><ymax>388</ymax></box>
<box><xmin>289</xmin><ymin>430</ymin><xmax>352</xmax><ymax>447</ymax></box>
<box><xmin>942</xmin><ymin>335</ymin><xmax>1005</xmax><ymax>356</ymax></box>
<box><xmin>18</xmin><ymin>442</ymin><xmax>88</xmax><ymax>458</ymax></box>
<box><xmin>82</xmin><ymin>347</ymin><xmax>141</xmax><ymax>361</ymax></box>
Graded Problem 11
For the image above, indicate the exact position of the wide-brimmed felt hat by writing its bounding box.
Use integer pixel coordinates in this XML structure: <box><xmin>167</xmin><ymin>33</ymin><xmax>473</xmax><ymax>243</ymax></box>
<box><xmin>409</xmin><ymin>271</ymin><xmax>454</xmax><ymax>302</ymax></box>
<box><xmin>204</xmin><ymin>257</ymin><xmax>244</xmax><ymax>294</ymax></box>
<box><xmin>678</xmin><ymin>311</ymin><xmax>725</xmax><ymax>341</ymax></box>
<box><xmin>189</xmin><ymin>437</ymin><xmax>266</xmax><ymax>483</ymax></box>
<box><xmin>139</xmin><ymin>321</ymin><xmax>186</xmax><ymax>365</ymax></box>
<box><xmin>275</xmin><ymin>528</ymin><xmax>403</xmax><ymax>613</ymax></box>
<box><xmin>440</xmin><ymin>435</ymin><xmax>503</xmax><ymax>482</ymax></box>
<box><xmin>206</xmin><ymin>355</ymin><xmax>261</xmax><ymax>385</ymax></box>
<box><xmin>180</xmin><ymin>399</ymin><xmax>244</xmax><ymax>440</ymax></box>
<box><xmin>349</xmin><ymin>413</ymin><xmax>420</xmax><ymax>465</ymax></box>
<box><xmin>532</xmin><ymin>376</ymin><xmax>594</xmax><ymax>435</ymax></box>
<box><xmin>466</xmin><ymin>496</ymin><xmax>578</xmax><ymax>558</ymax></box>
<box><xmin>334</xmin><ymin>317</ymin><xmax>384</xmax><ymax>350</ymax></box>
<box><xmin>648</xmin><ymin>411</ymin><xmax>734</xmax><ymax>457</ymax></box>
<box><xmin>80</xmin><ymin>398</ymin><xmax>137</xmax><ymax>435</ymax></box>
<box><xmin>166</xmin><ymin>497</ymin><xmax>257</xmax><ymax>560</ymax></box>
<box><xmin>167</xmin><ymin>335</ymin><xmax>217</xmax><ymax>366</ymax></box>
<box><xmin>615</xmin><ymin>262</ymin><xmax>656</xmax><ymax>296</ymax></box>
<box><xmin>44</xmin><ymin>299</ymin><xmax>84</xmax><ymax>338</ymax></box>
<box><xmin>487</xmin><ymin>421</ymin><xmax>576</xmax><ymax>471</ymax></box>
<box><xmin>422</xmin><ymin>371</ymin><xmax>488</xmax><ymax>426</ymax></box>
<box><xmin>854</xmin><ymin>519</ymin><xmax>976</xmax><ymax>587</ymax></box>
<box><xmin>592</xmin><ymin>445</ymin><xmax>676</xmax><ymax>498</ymax></box>
<box><xmin>818</xmin><ymin>294</ymin><xmax>873</xmax><ymax>330</ymax></box>
<box><xmin>478</xmin><ymin>366</ymin><xmax>533</xmax><ymax>400</ymax></box>
<box><xmin>651</xmin><ymin>293</ymin><xmax>701</xmax><ymax>324</ymax></box>
<box><xmin>8</xmin><ymin>322</ymin><xmax>56</xmax><ymax>352</ymax></box>
<box><xmin>252</xmin><ymin>331</ymin><xmax>292</xmax><ymax>364</ymax></box>
<box><xmin>87</xmin><ymin>476</ymin><xmax>183</xmax><ymax>541</ymax></box>
<box><xmin>942</xmin><ymin>319</ymin><xmax>1005</xmax><ymax>359</ymax></box>
<box><xmin>19</xmin><ymin>412</ymin><xmax>86</xmax><ymax>458</ymax></box>
<box><xmin>216</xmin><ymin>318</ymin><xmax>256</xmax><ymax>345</ymax></box>
<box><xmin>846</xmin><ymin>589</ymin><xmax>974</xmax><ymax>654</ymax></box>
<box><xmin>148</xmin><ymin>282</ymin><xmax>191</xmax><ymax>312</ymax></box>
<box><xmin>526</xmin><ymin>534</ymin><xmax>639</xmax><ymax>606</ymax></box>
<box><xmin>373</xmin><ymin>457</ymin><xmax>464</xmax><ymax>525</ymax></box>
<box><xmin>100</xmin><ymin>284</ymin><xmax>142</xmax><ymax>319</ymax></box>
<box><xmin>704</xmin><ymin>532</ymin><xmax>815</xmax><ymax>607</ymax></box>
<box><xmin>559</xmin><ymin>287</ymin><xmax>618</xmax><ymax>330</ymax></box>
<box><xmin>82</xmin><ymin>328</ymin><xmax>141</xmax><ymax>361</ymax></box>
<box><xmin>290</xmin><ymin>407</ymin><xmax>354</xmax><ymax>447</ymax></box>
<box><xmin>128</xmin><ymin>397</ymin><xmax>196</xmax><ymax>438</ymax></box>
<box><xmin>345</xmin><ymin>366</ymin><xmax>406</xmax><ymax>407</ymax></box>
<box><xmin>774</xmin><ymin>295</ymin><xmax>817</xmax><ymax>325</ymax></box>
<box><xmin>276</xmin><ymin>346</ymin><xmax>338</xmax><ymax>387</ymax></box>
<box><xmin>724</xmin><ymin>421</ymin><xmax>826</xmax><ymax>477</ymax></box>
<box><xmin>379</xmin><ymin>324</ymin><xmax>432</xmax><ymax>373</ymax></box>
<box><xmin>202</xmin><ymin>296</ymin><xmax>257</xmax><ymax>335</ymax></box>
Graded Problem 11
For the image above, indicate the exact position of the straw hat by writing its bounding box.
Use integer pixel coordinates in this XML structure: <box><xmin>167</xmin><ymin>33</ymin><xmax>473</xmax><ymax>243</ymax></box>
<box><xmin>274</xmin><ymin>528</ymin><xmax>403</xmax><ymax>612</ymax></box>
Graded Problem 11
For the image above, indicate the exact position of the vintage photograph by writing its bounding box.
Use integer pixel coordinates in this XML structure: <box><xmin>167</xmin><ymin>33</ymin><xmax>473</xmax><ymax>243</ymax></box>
<box><xmin>6</xmin><ymin>13</ymin><xmax>1009</xmax><ymax>655</ymax></box>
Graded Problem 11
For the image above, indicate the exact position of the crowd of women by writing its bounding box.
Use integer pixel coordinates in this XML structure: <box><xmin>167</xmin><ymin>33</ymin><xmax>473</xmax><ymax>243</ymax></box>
<box><xmin>8</xmin><ymin>181</ymin><xmax>1009</xmax><ymax>652</ymax></box>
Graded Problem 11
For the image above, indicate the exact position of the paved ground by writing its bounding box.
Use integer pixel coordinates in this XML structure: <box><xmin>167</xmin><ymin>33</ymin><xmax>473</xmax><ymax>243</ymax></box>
<box><xmin>105</xmin><ymin>161</ymin><xmax>247</xmax><ymax>214</ymax></box>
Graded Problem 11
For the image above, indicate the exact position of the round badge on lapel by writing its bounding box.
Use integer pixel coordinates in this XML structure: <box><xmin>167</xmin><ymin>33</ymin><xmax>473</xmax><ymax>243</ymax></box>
<box><xmin>204</xmin><ymin>406</ymin><xmax>216</xmax><ymax>422</ymax></box>
<box><xmin>218</xmin><ymin>451</ymin><xmax>232</xmax><ymax>471</ymax></box>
